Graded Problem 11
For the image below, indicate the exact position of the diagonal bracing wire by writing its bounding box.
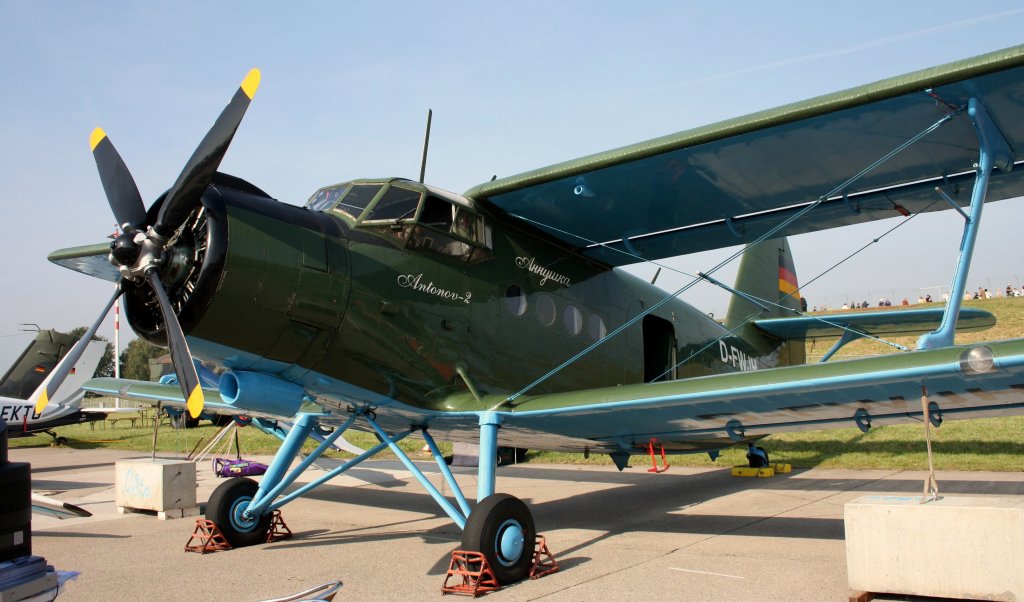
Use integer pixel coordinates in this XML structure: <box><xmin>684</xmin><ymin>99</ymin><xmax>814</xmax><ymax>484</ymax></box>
<box><xmin>505</xmin><ymin>109</ymin><xmax>961</xmax><ymax>403</ymax></box>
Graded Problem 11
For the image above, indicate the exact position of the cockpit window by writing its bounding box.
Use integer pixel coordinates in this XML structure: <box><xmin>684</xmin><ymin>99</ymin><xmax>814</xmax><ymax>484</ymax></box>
<box><xmin>406</xmin><ymin>195</ymin><xmax>493</xmax><ymax>261</ymax></box>
<box><xmin>363</xmin><ymin>186</ymin><xmax>422</xmax><ymax>222</ymax></box>
<box><xmin>306</xmin><ymin>184</ymin><xmax>351</xmax><ymax>212</ymax></box>
<box><xmin>335</xmin><ymin>184</ymin><xmax>383</xmax><ymax>219</ymax></box>
<box><xmin>418</xmin><ymin>195</ymin><xmax>455</xmax><ymax>231</ymax></box>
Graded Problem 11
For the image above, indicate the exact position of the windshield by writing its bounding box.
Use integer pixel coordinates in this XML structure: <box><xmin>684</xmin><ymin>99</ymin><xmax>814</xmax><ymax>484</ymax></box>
<box><xmin>306</xmin><ymin>184</ymin><xmax>350</xmax><ymax>212</ymax></box>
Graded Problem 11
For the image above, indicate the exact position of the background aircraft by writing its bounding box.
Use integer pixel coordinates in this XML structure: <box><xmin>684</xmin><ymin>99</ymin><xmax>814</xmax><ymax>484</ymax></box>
<box><xmin>2</xmin><ymin>330</ymin><xmax>107</xmax><ymax>444</ymax></box>
<box><xmin>41</xmin><ymin>45</ymin><xmax>1024</xmax><ymax>584</ymax></box>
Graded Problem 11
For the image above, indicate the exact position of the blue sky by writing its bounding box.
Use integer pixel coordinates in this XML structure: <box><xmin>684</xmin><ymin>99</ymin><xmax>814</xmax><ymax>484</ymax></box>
<box><xmin>1</xmin><ymin>2</ymin><xmax>1023</xmax><ymax>367</ymax></box>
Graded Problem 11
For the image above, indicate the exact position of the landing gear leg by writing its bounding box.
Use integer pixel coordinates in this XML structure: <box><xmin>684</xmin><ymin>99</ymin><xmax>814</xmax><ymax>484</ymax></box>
<box><xmin>42</xmin><ymin>430</ymin><xmax>68</xmax><ymax>446</ymax></box>
<box><xmin>460</xmin><ymin>412</ymin><xmax>537</xmax><ymax>584</ymax></box>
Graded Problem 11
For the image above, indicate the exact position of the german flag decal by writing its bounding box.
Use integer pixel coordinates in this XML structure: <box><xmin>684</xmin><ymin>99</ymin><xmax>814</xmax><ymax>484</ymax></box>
<box><xmin>778</xmin><ymin>249</ymin><xmax>799</xmax><ymax>297</ymax></box>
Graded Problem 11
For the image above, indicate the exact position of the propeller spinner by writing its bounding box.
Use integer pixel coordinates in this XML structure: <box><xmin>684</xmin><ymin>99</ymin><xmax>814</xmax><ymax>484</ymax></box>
<box><xmin>37</xmin><ymin>68</ymin><xmax>262</xmax><ymax>418</ymax></box>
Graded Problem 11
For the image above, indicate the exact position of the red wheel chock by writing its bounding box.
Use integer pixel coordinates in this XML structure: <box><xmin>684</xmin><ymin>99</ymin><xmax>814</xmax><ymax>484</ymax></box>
<box><xmin>266</xmin><ymin>510</ymin><xmax>292</xmax><ymax>543</ymax></box>
<box><xmin>441</xmin><ymin>550</ymin><xmax>500</xmax><ymax>597</ymax></box>
<box><xmin>529</xmin><ymin>535</ymin><xmax>559</xmax><ymax>579</ymax></box>
<box><xmin>647</xmin><ymin>439</ymin><xmax>670</xmax><ymax>473</ymax></box>
<box><xmin>184</xmin><ymin>519</ymin><xmax>232</xmax><ymax>554</ymax></box>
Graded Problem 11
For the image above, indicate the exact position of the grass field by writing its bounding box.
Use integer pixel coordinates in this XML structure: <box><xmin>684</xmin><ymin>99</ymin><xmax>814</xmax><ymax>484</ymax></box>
<box><xmin>10</xmin><ymin>298</ymin><xmax>1024</xmax><ymax>471</ymax></box>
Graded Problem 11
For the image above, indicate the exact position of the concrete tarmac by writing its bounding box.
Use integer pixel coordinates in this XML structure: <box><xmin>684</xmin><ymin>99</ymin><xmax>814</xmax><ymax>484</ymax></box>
<box><xmin>13</xmin><ymin>446</ymin><xmax>1024</xmax><ymax>601</ymax></box>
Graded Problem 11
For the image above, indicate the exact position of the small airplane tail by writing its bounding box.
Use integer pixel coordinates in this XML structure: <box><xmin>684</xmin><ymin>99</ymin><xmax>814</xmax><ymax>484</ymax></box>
<box><xmin>0</xmin><ymin>330</ymin><xmax>78</xmax><ymax>400</ymax></box>
<box><xmin>27</xmin><ymin>340</ymin><xmax>106</xmax><ymax>410</ymax></box>
<box><xmin>724</xmin><ymin>236</ymin><xmax>806</xmax><ymax>366</ymax></box>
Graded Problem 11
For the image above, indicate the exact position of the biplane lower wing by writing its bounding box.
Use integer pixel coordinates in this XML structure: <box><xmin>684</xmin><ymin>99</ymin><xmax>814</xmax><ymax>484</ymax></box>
<box><xmin>85</xmin><ymin>339</ymin><xmax>1024</xmax><ymax>455</ymax></box>
<box><xmin>498</xmin><ymin>338</ymin><xmax>1024</xmax><ymax>452</ymax></box>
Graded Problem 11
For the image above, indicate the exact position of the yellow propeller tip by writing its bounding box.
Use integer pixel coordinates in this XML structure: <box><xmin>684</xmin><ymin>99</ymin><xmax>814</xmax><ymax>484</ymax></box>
<box><xmin>241</xmin><ymin>68</ymin><xmax>261</xmax><ymax>100</ymax></box>
<box><xmin>89</xmin><ymin>127</ymin><xmax>107</xmax><ymax>151</ymax></box>
<box><xmin>186</xmin><ymin>385</ymin><xmax>205</xmax><ymax>419</ymax></box>
<box><xmin>34</xmin><ymin>390</ymin><xmax>49</xmax><ymax>414</ymax></box>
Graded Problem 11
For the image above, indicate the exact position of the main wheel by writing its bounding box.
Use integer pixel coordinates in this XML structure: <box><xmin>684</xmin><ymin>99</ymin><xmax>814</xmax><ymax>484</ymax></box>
<box><xmin>206</xmin><ymin>477</ymin><xmax>271</xmax><ymax>547</ymax></box>
<box><xmin>461</xmin><ymin>494</ymin><xmax>535</xmax><ymax>584</ymax></box>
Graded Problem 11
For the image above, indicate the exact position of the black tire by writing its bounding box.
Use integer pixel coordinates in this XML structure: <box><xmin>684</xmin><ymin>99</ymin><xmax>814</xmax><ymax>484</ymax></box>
<box><xmin>461</xmin><ymin>494</ymin><xmax>535</xmax><ymax>584</ymax></box>
<box><xmin>170</xmin><ymin>413</ymin><xmax>199</xmax><ymax>429</ymax></box>
<box><xmin>212</xmin><ymin>415</ymin><xmax>234</xmax><ymax>427</ymax></box>
<box><xmin>206</xmin><ymin>477</ymin><xmax>271</xmax><ymax>547</ymax></box>
<box><xmin>497</xmin><ymin>447</ymin><xmax>529</xmax><ymax>466</ymax></box>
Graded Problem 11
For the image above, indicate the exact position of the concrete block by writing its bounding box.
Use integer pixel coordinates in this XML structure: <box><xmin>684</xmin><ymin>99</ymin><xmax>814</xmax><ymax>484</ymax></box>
<box><xmin>115</xmin><ymin>459</ymin><xmax>197</xmax><ymax>515</ymax></box>
<box><xmin>451</xmin><ymin>442</ymin><xmax>479</xmax><ymax>467</ymax></box>
<box><xmin>845</xmin><ymin>495</ymin><xmax>1024</xmax><ymax>601</ymax></box>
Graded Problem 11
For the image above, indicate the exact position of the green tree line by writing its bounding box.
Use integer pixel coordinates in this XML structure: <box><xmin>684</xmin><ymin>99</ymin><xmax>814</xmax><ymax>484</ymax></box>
<box><xmin>69</xmin><ymin>327</ymin><xmax>165</xmax><ymax>380</ymax></box>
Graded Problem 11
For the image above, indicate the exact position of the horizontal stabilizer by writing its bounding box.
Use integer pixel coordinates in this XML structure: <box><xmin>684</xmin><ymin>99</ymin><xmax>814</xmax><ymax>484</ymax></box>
<box><xmin>753</xmin><ymin>307</ymin><xmax>995</xmax><ymax>340</ymax></box>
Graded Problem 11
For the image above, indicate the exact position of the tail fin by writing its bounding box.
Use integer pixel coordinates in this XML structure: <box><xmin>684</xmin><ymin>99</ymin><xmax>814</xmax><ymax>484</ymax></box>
<box><xmin>0</xmin><ymin>330</ymin><xmax>77</xmax><ymax>400</ymax></box>
<box><xmin>27</xmin><ymin>340</ymin><xmax>106</xmax><ymax>409</ymax></box>
<box><xmin>724</xmin><ymin>237</ymin><xmax>805</xmax><ymax>366</ymax></box>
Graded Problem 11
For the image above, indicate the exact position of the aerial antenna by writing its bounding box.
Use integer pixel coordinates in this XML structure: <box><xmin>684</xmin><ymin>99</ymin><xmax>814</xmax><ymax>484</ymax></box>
<box><xmin>418</xmin><ymin>109</ymin><xmax>432</xmax><ymax>183</ymax></box>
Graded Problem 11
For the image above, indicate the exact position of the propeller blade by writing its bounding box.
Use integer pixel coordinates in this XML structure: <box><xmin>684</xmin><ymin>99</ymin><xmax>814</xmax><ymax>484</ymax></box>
<box><xmin>145</xmin><ymin>271</ymin><xmax>204</xmax><ymax>418</ymax></box>
<box><xmin>90</xmin><ymin>128</ymin><xmax>148</xmax><ymax>231</ymax></box>
<box><xmin>153</xmin><ymin>68</ymin><xmax>261</xmax><ymax>239</ymax></box>
<box><xmin>35</xmin><ymin>288</ymin><xmax>121</xmax><ymax>414</ymax></box>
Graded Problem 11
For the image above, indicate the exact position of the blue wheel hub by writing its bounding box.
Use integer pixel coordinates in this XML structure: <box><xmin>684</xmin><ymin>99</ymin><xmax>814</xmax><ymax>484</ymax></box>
<box><xmin>494</xmin><ymin>519</ymin><xmax>525</xmax><ymax>567</ymax></box>
<box><xmin>229</xmin><ymin>496</ymin><xmax>260</xmax><ymax>532</ymax></box>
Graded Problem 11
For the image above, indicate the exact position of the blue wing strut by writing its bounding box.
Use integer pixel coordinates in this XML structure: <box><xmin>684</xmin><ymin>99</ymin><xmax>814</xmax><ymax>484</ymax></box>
<box><xmin>919</xmin><ymin>98</ymin><xmax>1014</xmax><ymax>350</ymax></box>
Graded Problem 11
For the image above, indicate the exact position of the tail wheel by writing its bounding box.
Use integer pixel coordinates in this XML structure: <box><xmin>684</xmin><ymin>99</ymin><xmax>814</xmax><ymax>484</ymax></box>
<box><xmin>206</xmin><ymin>477</ymin><xmax>271</xmax><ymax>547</ymax></box>
<box><xmin>461</xmin><ymin>493</ymin><xmax>535</xmax><ymax>584</ymax></box>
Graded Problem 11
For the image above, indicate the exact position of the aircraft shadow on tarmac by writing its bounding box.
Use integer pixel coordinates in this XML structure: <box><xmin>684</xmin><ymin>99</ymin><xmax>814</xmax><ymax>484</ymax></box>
<box><xmin>193</xmin><ymin>459</ymin><xmax>1024</xmax><ymax>581</ymax></box>
<box><xmin>33</xmin><ymin>531</ymin><xmax>130</xmax><ymax>540</ymax></box>
<box><xmin>238</xmin><ymin>462</ymin><xmax>1024</xmax><ymax>577</ymax></box>
<box><xmin>30</xmin><ymin>479</ymin><xmax>111</xmax><ymax>492</ymax></box>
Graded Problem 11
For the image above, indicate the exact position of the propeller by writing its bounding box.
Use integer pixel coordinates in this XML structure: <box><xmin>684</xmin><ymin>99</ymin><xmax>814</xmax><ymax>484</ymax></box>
<box><xmin>154</xmin><ymin>68</ymin><xmax>261</xmax><ymax>239</ymax></box>
<box><xmin>90</xmin><ymin>128</ymin><xmax>147</xmax><ymax>231</ymax></box>
<box><xmin>146</xmin><ymin>271</ymin><xmax>204</xmax><ymax>418</ymax></box>
<box><xmin>37</xmin><ymin>68</ymin><xmax>261</xmax><ymax>419</ymax></box>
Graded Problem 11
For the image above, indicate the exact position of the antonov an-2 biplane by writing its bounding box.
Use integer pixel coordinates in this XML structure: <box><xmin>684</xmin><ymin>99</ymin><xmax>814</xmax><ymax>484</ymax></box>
<box><xmin>39</xmin><ymin>45</ymin><xmax>1024</xmax><ymax>583</ymax></box>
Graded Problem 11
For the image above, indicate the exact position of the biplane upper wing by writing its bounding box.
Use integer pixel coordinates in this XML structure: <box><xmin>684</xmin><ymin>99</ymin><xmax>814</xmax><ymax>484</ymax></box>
<box><xmin>465</xmin><ymin>45</ymin><xmax>1024</xmax><ymax>266</ymax></box>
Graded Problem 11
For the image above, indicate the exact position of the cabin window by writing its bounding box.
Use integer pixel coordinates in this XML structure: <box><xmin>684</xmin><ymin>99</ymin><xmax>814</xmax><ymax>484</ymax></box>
<box><xmin>334</xmin><ymin>184</ymin><xmax>383</xmax><ymax>219</ymax></box>
<box><xmin>504</xmin><ymin>284</ymin><xmax>527</xmax><ymax>316</ymax></box>
<box><xmin>306</xmin><ymin>184</ymin><xmax>351</xmax><ymax>212</ymax></box>
<box><xmin>363</xmin><ymin>186</ymin><xmax>422</xmax><ymax>222</ymax></box>
<box><xmin>535</xmin><ymin>294</ymin><xmax>556</xmax><ymax>326</ymax></box>
<box><xmin>589</xmin><ymin>314</ymin><xmax>607</xmax><ymax>341</ymax></box>
<box><xmin>563</xmin><ymin>305</ymin><xmax>583</xmax><ymax>335</ymax></box>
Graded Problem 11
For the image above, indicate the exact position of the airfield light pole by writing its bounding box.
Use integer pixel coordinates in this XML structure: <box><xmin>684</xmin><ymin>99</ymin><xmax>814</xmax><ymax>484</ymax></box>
<box><xmin>111</xmin><ymin>227</ymin><xmax>121</xmax><ymax>408</ymax></box>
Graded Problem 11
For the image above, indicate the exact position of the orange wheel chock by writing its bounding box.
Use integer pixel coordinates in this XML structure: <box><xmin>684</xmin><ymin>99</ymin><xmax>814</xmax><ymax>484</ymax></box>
<box><xmin>647</xmin><ymin>439</ymin><xmax>670</xmax><ymax>473</ymax></box>
<box><xmin>184</xmin><ymin>519</ymin><xmax>233</xmax><ymax>554</ymax></box>
<box><xmin>529</xmin><ymin>535</ymin><xmax>560</xmax><ymax>579</ymax></box>
<box><xmin>441</xmin><ymin>550</ymin><xmax>500</xmax><ymax>597</ymax></box>
<box><xmin>266</xmin><ymin>510</ymin><xmax>292</xmax><ymax>543</ymax></box>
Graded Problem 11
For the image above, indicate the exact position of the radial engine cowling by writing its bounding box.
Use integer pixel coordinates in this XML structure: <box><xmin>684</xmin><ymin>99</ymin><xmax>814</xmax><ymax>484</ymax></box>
<box><xmin>123</xmin><ymin>173</ymin><xmax>351</xmax><ymax>370</ymax></box>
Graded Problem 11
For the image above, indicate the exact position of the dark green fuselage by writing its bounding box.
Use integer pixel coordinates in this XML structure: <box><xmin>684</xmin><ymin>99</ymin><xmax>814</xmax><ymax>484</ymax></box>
<box><xmin>125</xmin><ymin>175</ymin><xmax>798</xmax><ymax>415</ymax></box>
